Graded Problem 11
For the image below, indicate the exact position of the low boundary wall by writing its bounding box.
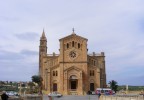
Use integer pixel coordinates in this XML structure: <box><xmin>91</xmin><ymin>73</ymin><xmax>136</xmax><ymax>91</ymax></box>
<box><xmin>0</xmin><ymin>95</ymin><xmax>42</xmax><ymax>100</ymax></box>
<box><xmin>101</xmin><ymin>95</ymin><xmax>144</xmax><ymax>100</ymax></box>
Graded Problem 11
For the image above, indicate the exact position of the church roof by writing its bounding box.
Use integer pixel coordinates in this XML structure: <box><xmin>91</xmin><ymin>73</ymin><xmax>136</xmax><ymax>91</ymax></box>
<box><xmin>59</xmin><ymin>30</ymin><xmax>88</xmax><ymax>41</ymax></box>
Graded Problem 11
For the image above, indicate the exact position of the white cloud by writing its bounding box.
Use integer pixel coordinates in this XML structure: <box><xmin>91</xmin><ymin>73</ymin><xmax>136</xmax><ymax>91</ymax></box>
<box><xmin>14</xmin><ymin>32</ymin><xmax>39</xmax><ymax>43</ymax></box>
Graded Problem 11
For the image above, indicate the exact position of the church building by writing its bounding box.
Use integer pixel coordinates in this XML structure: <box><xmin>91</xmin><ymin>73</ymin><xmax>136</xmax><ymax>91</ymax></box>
<box><xmin>39</xmin><ymin>30</ymin><xmax>106</xmax><ymax>95</ymax></box>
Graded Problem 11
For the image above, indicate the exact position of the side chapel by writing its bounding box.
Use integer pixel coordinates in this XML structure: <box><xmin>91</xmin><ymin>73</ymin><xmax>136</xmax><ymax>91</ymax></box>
<box><xmin>39</xmin><ymin>30</ymin><xmax>106</xmax><ymax>95</ymax></box>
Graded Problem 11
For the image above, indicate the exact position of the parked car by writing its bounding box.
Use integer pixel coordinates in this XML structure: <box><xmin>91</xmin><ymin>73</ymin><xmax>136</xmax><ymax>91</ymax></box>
<box><xmin>6</xmin><ymin>91</ymin><xmax>19</xmax><ymax>96</ymax></box>
<box><xmin>48</xmin><ymin>92</ymin><xmax>62</xmax><ymax>97</ymax></box>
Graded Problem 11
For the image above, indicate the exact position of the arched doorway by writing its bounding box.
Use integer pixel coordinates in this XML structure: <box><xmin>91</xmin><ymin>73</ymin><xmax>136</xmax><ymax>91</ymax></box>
<box><xmin>90</xmin><ymin>80</ymin><xmax>95</xmax><ymax>91</ymax></box>
<box><xmin>53</xmin><ymin>83</ymin><xmax>57</xmax><ymax>91</ymax></box>
<box><xmin>52</xmin><ymin>80</ymin><xmax>57</xmax><ymax>92</ymax></box>
<box><xmin>90</xmin><ymin>83</ymin><xmax>94</xmax><ymax>91</ymax></box>
<box><xmin>69</xmin><ymin>75</ymin><xmax>78</xmax><ymax>91</ymax></box>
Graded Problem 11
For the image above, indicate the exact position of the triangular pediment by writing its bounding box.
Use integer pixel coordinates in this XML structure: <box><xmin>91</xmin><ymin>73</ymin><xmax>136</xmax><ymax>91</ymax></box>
<box><xmin>64</xmin><ymin>66</ymin><xmax>82</xmax><ymax>72</ymax></box>
<box><xmin>59</xmin><ymin>33</ymin><xmax>88</xmax><ymax>42</ymax></box>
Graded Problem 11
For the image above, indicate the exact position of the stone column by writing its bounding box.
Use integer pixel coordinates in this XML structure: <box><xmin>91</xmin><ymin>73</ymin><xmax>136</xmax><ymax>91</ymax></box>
<box><xmin>78</xmin><ymin>71</ymin><xmax>83</xmax><ymax>95</ymax></box>
<box><xmin>64</xmin><ymin>72</ymin><xmax>68</xmax><ymax>95</ymax></box>
<box><xmin>47</xmin><ymin>69</ymin><xmax>51</xmax><ymax>93</ymax></box>
<box><xmin>97</xmin><ymin>68</ymin><xmax>100</xmax><ymax>87</ymax></box>
<box><xmin>59</xmin><ymin>64</ymin><xmax>64</xmax><ymax>93</ymax></box>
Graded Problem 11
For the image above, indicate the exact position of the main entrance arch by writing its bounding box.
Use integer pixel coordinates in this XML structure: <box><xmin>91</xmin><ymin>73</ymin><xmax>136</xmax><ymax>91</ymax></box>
<box><xmin>69</xmin><ymin>75</ymin><xmax>78</xmax><ymax>91</ymax></box>
<box><xmin>64</xmin><ymin>66</ymin><xmax>83</xmax><ymax>95</ymax></box>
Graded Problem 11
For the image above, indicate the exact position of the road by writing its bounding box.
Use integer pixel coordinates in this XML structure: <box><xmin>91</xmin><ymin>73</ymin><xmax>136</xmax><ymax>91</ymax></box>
<box><xmin>43</xmin><ymin>95</ymin><xmax>99</xmax><ymax>100</ymax></box>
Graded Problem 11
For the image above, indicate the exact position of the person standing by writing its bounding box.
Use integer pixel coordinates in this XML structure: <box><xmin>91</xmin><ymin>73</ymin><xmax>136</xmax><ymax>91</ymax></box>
<box><xmin>98</xmin><ymin>92</ymin><xmax>101</xmax><ymax>100</ymax></box>
<box><xmin>1</xmin><ymin>91</ymin><xmax>9</xmax><ymax>100</ymax></box>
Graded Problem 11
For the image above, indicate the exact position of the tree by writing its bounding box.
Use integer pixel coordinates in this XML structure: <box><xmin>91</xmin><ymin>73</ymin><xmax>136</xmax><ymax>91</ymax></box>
<box><xmin>108</xmin><ymin>80</ymin><xmax>118</xmax><ymax>93</ymax></box>
<box><xmin>31</xmin><ymin>75</ymin><xmax>43</xmax><ymax>94</ymax></box>
<box><xmin>32</xmin><ymin>75</ymin><xmax>41</xmax><ymax>84</ymax></box>
<box><xmin>28</xmin><ymin>82</ymin><xmax>35</xmax><ymax>89</ymax></box>
<box><xmin>0</xmin><ymin>81</ymin><xmax>5</xmax><ymax>86</ymax></box>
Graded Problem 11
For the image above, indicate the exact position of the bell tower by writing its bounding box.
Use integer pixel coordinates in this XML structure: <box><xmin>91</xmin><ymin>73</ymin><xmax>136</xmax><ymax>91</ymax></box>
<box><xmin>39</xmin><ymin>29</ymin><xmax>47</xmax><ymax>76</ymax></box>
<box><xmin>39</xmin><ymin>29</ymin><xmax>47</xmax><ymax>54</ymax></box>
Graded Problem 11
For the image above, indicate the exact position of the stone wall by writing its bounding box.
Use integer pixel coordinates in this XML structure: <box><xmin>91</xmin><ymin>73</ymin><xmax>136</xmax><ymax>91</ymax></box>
<box><xmin>101</xmin><ymin>95</ymin><xmax>144</xmax><ymax>100</ymax></box>
<box><xmin>0</xmin><ymin>96</ymin><xmax>42</xmax><ymax>100</ymax></box>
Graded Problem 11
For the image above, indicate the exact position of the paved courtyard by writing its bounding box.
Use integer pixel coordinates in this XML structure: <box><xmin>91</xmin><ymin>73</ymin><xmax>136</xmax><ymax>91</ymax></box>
<box><xmin>43</xmin><ymin>95</ymin><xmax>99</xmax><ymax>100</ymax></box>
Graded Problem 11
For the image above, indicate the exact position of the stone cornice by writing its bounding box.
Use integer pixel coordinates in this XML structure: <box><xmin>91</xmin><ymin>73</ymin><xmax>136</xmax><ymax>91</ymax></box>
<box><xmin>59</xmin><ymin>61</ymin><xmax>88</xmax><ymax>63</ymax></box>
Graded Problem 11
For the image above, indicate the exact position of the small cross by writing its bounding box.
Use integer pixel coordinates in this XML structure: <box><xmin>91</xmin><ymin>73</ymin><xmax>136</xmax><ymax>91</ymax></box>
<box><xmin>72</xmin><ymin>28</ymin><xmax>75</xmax><ymax>32</ymax></box>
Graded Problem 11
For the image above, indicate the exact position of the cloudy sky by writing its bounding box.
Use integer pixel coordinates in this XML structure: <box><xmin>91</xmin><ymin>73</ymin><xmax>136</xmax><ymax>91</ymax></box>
<box><xmin>0</xmin><ymin>0</ymin><xmax>144</xmax><ymax>86</ymax></box>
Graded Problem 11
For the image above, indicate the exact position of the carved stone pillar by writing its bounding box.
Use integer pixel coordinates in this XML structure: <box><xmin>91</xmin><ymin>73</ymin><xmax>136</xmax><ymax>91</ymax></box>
<box><xmin>47</xmin><ymin>69</ymin><xmax>51</xmax><ymax>93</ymax></box>
<box><xmin>64</xmin><ymin>72</ymin><xmax>68</xmax><ymax>95</ymax></box>
<box><xmin>78</xmin><ymin>71</ymin><xmax>83</xmax><ymax>95</ymax></box>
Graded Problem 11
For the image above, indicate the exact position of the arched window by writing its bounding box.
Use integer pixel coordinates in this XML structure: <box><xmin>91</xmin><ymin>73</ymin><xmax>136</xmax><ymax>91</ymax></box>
<box><xmin>90</xmin><ymin>70</ymin><xmax>95</xmax><ymax>76</ymax></box>
<box><xmin>78</xmin><ymin>43</ymin><xmax>80</xmax><ymax>49</ymax></box>
<box><xmin>90</xmin><ymin>70</ymin><xmax>92</xmax><ymax>76</ymax></box>
<box><xmin>72</xmin><ymin>41</ymin><xmax>74</xmax><ymax>47</ymax></box>
<box><xmin>56</xmin><ymin>71</ymin><xmax>58</xmax><ymax>76</ymax></box>
<box><xmin>53</xmin><ymin>71</ymin><xmax>55</xmax><ymax>76</ymax></box>
<box><xmin>67</xmin><ymin>43</ymin><xmax>69</xmax><ymax>48</ymax></box>
<box><xmin>93</xmin><ymin>70</ymin><xmax>95</xmax><ymax>76</ymax></box>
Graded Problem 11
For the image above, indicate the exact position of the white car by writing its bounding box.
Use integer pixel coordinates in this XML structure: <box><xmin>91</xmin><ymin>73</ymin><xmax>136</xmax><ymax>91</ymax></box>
<box><xmin>48</xmin><ymin>92</ymin><xmax>62</xmax><ymax>97</ymax></box>
<box><xmin>6</xmin><ymin>91</ymin><xmax>19</xmax><ymax>96</ymax></box>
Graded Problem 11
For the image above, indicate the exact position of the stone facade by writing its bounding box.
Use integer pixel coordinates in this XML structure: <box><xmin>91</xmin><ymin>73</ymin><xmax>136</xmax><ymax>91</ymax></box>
<box><xmin>39</xmin><ymin>30</ymin><xmax>106</xmax><ymax>95</ymax></box>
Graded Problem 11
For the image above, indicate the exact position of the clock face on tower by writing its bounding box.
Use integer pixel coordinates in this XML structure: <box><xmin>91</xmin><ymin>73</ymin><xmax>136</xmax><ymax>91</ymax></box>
<box><xmin>69</xmin><ymin>51</ymin><xmax>77</xmax><ymax>58</ymax></box>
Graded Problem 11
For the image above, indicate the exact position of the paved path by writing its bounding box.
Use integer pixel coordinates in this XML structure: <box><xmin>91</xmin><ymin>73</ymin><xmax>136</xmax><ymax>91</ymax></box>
<box><xmin>43</xmin><ymin>95</ymin><xmax>99</xmax><ymax>100</ymax></box>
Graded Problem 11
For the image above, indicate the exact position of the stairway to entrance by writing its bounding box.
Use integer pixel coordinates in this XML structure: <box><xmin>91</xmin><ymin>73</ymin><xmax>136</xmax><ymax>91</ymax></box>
<box><xmin>69</xmin><ymin>91</ymin><xmax>78</xmax><ymax>95</ymax></box>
